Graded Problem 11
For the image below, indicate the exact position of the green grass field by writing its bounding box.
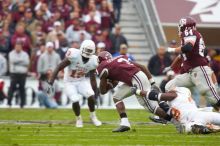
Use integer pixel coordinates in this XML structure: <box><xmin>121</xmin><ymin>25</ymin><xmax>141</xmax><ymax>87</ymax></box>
<box><xmin>0</xmin><ymin>109</ymin><xmax>220</xmax><ymax>146</ymax></box>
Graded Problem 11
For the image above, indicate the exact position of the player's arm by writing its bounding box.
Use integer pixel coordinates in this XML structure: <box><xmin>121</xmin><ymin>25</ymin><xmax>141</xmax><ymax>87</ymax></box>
<box><xmin>168</xmin><ymin>35</ymin><xmax>196</xmax><ymax>53</ymax></box>
<box><xmin>132</xmin><ymin>88</ymin><xmax>177</xmax><ymax>102</ymax></box>
<box><xmin>99</xmin><ymin>70</ymin><xmax>118</xmax><ymax>94</ymax></box>
<box><xmin>89</xmin><ymin>69</ymin><xmax>98</xmax><ymax>93</ymax></box>
<box><xmin>131</xmin><ymin>61</ymin><xmax>155</xmax><ymax>85</ymax></box>
<box><xmin>48</xmin><ymin>58</ymin><xmax>71</xmax><ymax>85</ymax></box>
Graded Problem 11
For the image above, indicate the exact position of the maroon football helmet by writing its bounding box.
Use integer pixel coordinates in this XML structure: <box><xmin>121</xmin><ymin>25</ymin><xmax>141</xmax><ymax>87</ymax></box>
<box><xmin>98</xmin><ymin>51</ymin><xmax>112</xmax><ymax>63</ymax></box>
<box><xmin>178</xmin><ymin>16</ymin><xmax>196</xmax><ymax>35</ymax></box>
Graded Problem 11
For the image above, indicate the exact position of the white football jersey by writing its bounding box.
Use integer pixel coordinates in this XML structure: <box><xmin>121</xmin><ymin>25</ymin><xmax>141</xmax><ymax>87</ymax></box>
<box><xmin>64</xmin><ymin>48</ymin><xmax>98</xmax><ymax>82</ymax></box>
<box><xmin>169</xmin><ymin>87</ymin><xmax>198</xmax><ymax>122</ymax></box>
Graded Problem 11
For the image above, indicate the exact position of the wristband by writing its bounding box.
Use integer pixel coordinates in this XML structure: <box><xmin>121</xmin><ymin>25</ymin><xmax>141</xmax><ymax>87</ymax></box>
<box><xmin>158</xmin><ymin>93</ymin><xmax>162</xmax><ymax>101</ymax></box>
<box><xmin>149</xmin><ymin>78</ymin><xmax>155</xmax><ymax>85</ymax></box>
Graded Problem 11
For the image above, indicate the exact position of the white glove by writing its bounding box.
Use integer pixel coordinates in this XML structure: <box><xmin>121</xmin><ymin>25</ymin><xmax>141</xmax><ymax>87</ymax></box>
<box><xmin>162</xmin><ymin>66</ymin><xmax>171</xmax><ymax>74</ymax></box>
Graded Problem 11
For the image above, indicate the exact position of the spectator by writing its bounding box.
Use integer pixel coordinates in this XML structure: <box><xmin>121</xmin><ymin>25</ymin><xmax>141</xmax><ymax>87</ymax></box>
<box><xmin>56</xmin><ymin>38</ymin><xmax>69</xmax><ymax>60</ymax></box>
<box><xmin>113</xmin><ymin>0</ymin><xmax>122</xmax><ymax>23</ymax></box>
<box><xmin>100</xmin><ymin>29</ymin><xmax>112</xmax><ymax>53</ymax></box>
<box><xmin>0</xmin><ymin>53</ymin><xmax>7</xmax><ymax>76</ymax></box>
<box><xmin>85</xmin><ymin>11</ymin><xmax>101</xmax><ymax>35</ymax></box>
<box><xmin>0</xmin><ymin>27</ymin><xmax>11</xmax><ymax>55</ymax></box>
<box><xmin>100</xmin><ymin>0</ymin><xmax>115</xmax><ymax>29</ymax></box>
<box><xmin>0</xmin><ymin>79</ymin><xmax>7</xmax><ymax>104</ymax></box>
<box><xmin>30</xmin><ymin>40</ymin><xmax>46</xmax><ymax>73</ymax></box>
<box><xmin>8</xmin><ymin>40</ymin><xmax>30</xmax><ymax>108</ymax></box>
<box><xmin>46</xmin><ymin>21</ymin><xmax>65</xmax><ymax>49</ymax></box>
<box><xmin>34</xmin><ymin>2</ymin><xmax>52</xmax><ymax>21</ymax></box>
<box><xmin>148</xmin><ymin>46</ymin><xmax>172</xmax><ymax>76</ymax></box>
<box><xmin>110</xmin><ymin>24</ymin><xmax>128</xmax><ymax>54</ymax></box>
<box><xmin>112</xmin><ymin>44</ymin><xmax>135</xmax><ymax>61</ymax></box>
<box><xmin>92</xmin><ymin>29</ymin><xmax>102</xmax><ymax>44</ymax></box>
<box><xmin>65</xmin><ymin>18</ymin><xmax>80</xmax><ymax>44</ymax></box>
<box><xmin>11</xmin><ymin>22</ymin><xmax>32</xmax><ymax>55</ymax></box>
<box><xmin>38</xmin><ymin>69</ymin><xmax>58</xmax><ymax>108</ymax></box>
<box><xmin>83</xmin><ymin>0</ymin><xmax>101</xmax><ymax>24</ymax></box>
<box><xmin>22</xmin><ymin>8</ymin><xmax>39</xmax><ymax>36</ymax></box>
<box><xmin>37</xmin><ymin>41</ymin><xmax>61</xmax><ymax>74</ymax></box>
<box><xmin>31</xmin><ymin>23</ymin><xmax>46</xmax><ymax>46</ymax></box>
<box><xmin>51</xmin><ymin>0</ymin><xmax>70</xmax><ymax>21</ymax></box>
<box><xmin>96</xmin><ymin>42</ymin><xmax>106</xmax><ymax>54</ymax></box>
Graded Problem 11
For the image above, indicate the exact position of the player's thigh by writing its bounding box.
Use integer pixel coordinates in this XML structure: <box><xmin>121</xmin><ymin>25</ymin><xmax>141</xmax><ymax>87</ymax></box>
<box><xmin>132</xmin><ymin>71</ymin><xmax>151</xmax><ymax>91</ymax></box>
<box><xmin>165</xmin><ymin>73</ymin><xmax>192</xmax><ymax>91</ymax></box>
<box><xmin>64</xmin><ymin>82</ymin><xmax>81</xmax><ymax>102</ymax></box>
<box><xmin>78</xmin><ymin>78</ymin><xmax>94</xmax><ymax>98</ymax></box>
<box><xmin>192</xmin><ymin>66</ymin><xmax>220</xmax><ymax>103</ymax></box>
<box><xmin>113</xmin><ymin>83</ymin><xmax>131</xmax><ymax>101</ymax></box>
<box><xmin>194</xmin><ymin>111</ymin><xmax>220</xmax><ymax>125</ymax></box>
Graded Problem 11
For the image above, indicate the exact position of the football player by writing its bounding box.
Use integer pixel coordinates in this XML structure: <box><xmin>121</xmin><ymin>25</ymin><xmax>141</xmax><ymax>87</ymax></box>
<box><xmin>133</xmin><ymin>86</ymin><xmax>220</xmax><ymax>134</ymax></box>
<box><xmin>165</xmin><ymin>16</ymin><xmax>220</xmax><ymax>110</ymax></box>
<box><xmin>97</xmin><ymin>51</ymin><xmax>172</xmax><ymax>132</ymax></box>
<box><xmin>47</xmin><ymin>40</ymin><xmax>102</xmax><ymax>127</ymax></box>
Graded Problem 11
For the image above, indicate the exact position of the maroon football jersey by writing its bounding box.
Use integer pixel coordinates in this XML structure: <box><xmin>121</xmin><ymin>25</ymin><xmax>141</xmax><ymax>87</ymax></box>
<box><xmin>97</xmin><ymin>56</ymin><xmax>140</xmax><ymax>86</ymax></box>
<box><xmin>180</xmin><ymin>29</ymin><xmax>208</xmax><ymax>73</ymax></box>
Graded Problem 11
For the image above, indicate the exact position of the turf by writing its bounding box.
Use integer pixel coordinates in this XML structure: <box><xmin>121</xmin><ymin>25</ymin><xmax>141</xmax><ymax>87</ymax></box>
<box><xmin>0</xmin><ymin>109</ymin><xmax>220</xmax><ymax>146</ymax></box>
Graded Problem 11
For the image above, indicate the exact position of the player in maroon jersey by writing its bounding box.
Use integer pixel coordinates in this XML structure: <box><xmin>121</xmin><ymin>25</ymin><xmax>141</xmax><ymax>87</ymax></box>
<box><xmin>97</xmin><ymin>51</ymin><xmax>172</xmax><ymax>132</ymax></box>
<box><xmin>165</xmin><ymin>16</ymin><xmax>220</xmax><ymax>110</ymax></box>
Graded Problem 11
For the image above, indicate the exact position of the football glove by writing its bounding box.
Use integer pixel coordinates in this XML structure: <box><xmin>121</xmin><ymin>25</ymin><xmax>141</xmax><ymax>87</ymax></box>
<box><xmin>162</xmin><ymin>66</ymin><xmax>171</xmax><ymax>74</ymax></box>
<box><xmin>148</xmin><ymin>90</ymin><xmax>160</xmax><ymax>101</ymax></box>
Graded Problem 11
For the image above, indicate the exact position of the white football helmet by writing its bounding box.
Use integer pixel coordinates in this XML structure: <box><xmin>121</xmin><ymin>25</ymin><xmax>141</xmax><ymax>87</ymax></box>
<box><xmin>80</xmin><ymin>40</ymin><xmax>96</xmax><ymax>58</ymax></box>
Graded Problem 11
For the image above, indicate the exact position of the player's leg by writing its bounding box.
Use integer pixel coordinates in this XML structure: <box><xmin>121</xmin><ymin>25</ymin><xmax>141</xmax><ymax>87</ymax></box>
<box><xmin>189</xmin><ymin>111</ymin><xmax>220</xmax><ymax>134</ymax></box>
<box><xmin>165</xmin><ymin>73</ymin><xmax>193</xmax><ymax>92</ymax></box>
<box><xmin>78</xmin><ymin>79</ymin><xmax>102</xmax><ymax>127</ymax></box>
<box><xmin>64</xmin><ymin>82</ymin><xmax>83</xmax><ymax>127</ymax></box>
<box><xmin>192</xmin><ymin>66</ymin><xmax>220</xmax><ymax>110</ymax></box>
<box><xmin>7</xmin><ymin>74</ymin><xmax>17</xmax><ymax>107</ymax></box>
<box><xmin>132</xmin><ymin>71</ymin><xmax>172</xmax><ymax>121</ymax></box>
<box><xmin>112</xmin><ymin>83</ymin><xmax>132</xmax><ymax>132</ymax></box>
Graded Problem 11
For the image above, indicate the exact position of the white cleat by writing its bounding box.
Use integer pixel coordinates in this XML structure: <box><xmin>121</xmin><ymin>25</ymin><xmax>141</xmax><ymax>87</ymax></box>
<box><xmin>75</xmin><ymin>119</ymin><xmax>83</xmax><ymax>128</ymax></box>
<box><xmin>90</xmin><ymin>116</ymin><xmax>102</xmax><ymax>127</ymax></box>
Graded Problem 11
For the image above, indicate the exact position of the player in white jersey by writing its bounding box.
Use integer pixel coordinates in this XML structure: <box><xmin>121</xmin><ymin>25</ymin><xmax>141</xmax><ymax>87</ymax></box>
<box><xmin>131</xmin><ymin>86</ymin><xmax>220</xmax><ymax>134</ymax></box>
<box><xmin>47</xmin><ymin>40</ymin><xmax>102</xmax><ymax>127</ymax></box>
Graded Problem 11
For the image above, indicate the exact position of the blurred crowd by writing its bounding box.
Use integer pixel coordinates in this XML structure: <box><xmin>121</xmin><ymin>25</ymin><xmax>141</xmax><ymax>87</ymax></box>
<box><xmin>0</xmin><ymin>0</ymin><xmax>131</xmax><ymax>108</ymax></box>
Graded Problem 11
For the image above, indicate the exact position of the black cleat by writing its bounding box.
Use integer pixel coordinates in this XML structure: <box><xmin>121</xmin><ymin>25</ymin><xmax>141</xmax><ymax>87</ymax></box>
<box><xmin>191</xmin><ymin>124</ymin><xmax>211</xmax><ymax>134</ymax></box>
<box><xmin>149</xmin><ymin>116</ymin><xmax>167</xmax><ymax>124</ymax></box>
<box><xmin>112</xmin><ymin>125</ymin><xmax>130</xmax><ymax>132</ymax></box>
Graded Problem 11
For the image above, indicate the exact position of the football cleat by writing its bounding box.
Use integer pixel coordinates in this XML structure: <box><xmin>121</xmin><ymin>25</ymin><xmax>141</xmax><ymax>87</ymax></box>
<box><xmin>149</xmin><ymin>115</ymin><xmax>167</xmax><ymax>124</ymax></box>
<box><xmin>112</xmin><ymin>125</ymin><xmax>130</xmax><ymax>132</ymax></box>
<box><xmin>76</xmin><ymin>118</ymin><xmax>83</xmax><ymax>128</ymax></box>
<box><xmin>191</xmin><ymin>124</ymin><xmax>211</xmax><ymax>134</ymax></box>
<box><xmin>90</xmin><ymin>116</ymin><xmax>102</xmax><ymax>127</ymax></box>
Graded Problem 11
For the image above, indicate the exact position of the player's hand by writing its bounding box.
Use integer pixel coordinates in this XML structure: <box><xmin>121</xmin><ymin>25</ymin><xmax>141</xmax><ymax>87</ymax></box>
<box><xmin>45</xmin><ymin>81</ymin><xmax>54</xmax><ymax>97</ymax></box>
<box><xmin>147</xmin><ymin>90</ymin><xmax>160</xmax><ymax>101</ymax></box>
<box><xmin>162</xmin><ymin>66</ymin><xmax>171</xmax><ymax>74</ymax></box>
<box><xmin>170</xmin><ymin>107</ymin><xmax>180</xmax><ymax>120</ymax></box>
